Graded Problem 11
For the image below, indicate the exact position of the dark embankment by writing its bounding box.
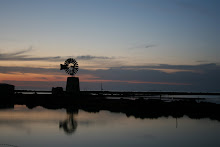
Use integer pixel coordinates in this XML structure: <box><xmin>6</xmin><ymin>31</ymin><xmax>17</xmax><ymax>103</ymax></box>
<box><xmin>1</xmin><ymin>94</ymin><xmax>220</xmax><ymax>121</ymax></box>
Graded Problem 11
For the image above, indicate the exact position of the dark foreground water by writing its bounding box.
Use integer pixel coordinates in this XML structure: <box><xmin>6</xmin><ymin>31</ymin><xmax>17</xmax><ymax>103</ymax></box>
<box><xmin>0</xmin><ymin>105</ymin><xmax>220</xmax><ymax>147</ymax></box>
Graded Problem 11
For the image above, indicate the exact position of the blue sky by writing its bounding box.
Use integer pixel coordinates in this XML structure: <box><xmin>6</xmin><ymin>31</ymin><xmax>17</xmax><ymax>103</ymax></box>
<box><xmin>0</xmin><ymin>0</ymin><xmax>219</xmax><ymax>91</ymax></box>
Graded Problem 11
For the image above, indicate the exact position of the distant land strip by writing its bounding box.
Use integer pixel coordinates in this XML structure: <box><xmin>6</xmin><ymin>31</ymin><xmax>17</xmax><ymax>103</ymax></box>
<box><xmin>14</xmin><ymin>90</ymin><xmax>220</xmax><ymax>96</ymax></box>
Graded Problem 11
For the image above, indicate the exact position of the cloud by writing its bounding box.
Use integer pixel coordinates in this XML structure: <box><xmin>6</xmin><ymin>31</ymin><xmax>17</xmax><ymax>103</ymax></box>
<box><xmin>76</xmin><ymin>55</ymin><xmax>114</xmax><ymax>60</ymax></box>
<box><xmin>10</xmin><ymin>47</ymin><xmax>33</xmax><ymax>56</ymax></box>
<box><xmin>1</xmin><ymin>63</ymin><xmax>220</xmax><ymax>92</ymax></box>
<box><xmin>0</xmin><ymin>47</ymin><xmax>64</xmax><ymax>61</ymax></box>
<box><xmin>111</xmin><ymin>64</ymin><xmax>202</xmax><ymax>74</ymax></box>
<box><xmin>0</xmin><ymin>47</ymin><xmax>32</xmax><ymax>59</ymax></box>
<box><xmin>145</xmin><ymin>44</ymin><xmax>156</xmax><ymax>48</ymax></box>
<box><xmin>79</xmin><ymin>63</ymin><xmax>220</xmax><ymax>91</ymax></box>
<box><xmin>0</xmin><ymin>48</ymin><xmax>113</xmax><ymax>62</ymax></box>
<box><xmin>128</xmin><ymin>44</ymin><xmax>157</xmax><ymax>50</ymax></box>
<box><xmin>36</xmin><ymin>77</ymin><xmax>49</xmax><ymax>80</ymax></box>
<box><xmin>0</xmin><ymin>66</ymin><xmax>61</xmax><ymax>75</ymax></box>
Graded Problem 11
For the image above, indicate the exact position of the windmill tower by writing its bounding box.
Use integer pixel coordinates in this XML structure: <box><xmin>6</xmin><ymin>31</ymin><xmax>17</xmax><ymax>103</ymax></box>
<box><xmin>60</xmin><ymin>58</ymin><xmax>80</xmax><ymax>95</ymax></box>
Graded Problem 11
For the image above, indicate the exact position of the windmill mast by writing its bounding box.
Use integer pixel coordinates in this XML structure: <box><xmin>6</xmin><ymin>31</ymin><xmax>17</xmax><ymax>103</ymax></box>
<box><xmin>101</xmin><ymin>82</ymin><xmax>103</xmax><ymax>91</ymax></box>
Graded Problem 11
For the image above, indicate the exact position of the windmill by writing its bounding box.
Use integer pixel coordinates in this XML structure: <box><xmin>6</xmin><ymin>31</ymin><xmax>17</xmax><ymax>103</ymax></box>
<box><xmin>60</xmin><ymin>58</ymin><xmax>80</xmax><ymax>95</ymax></box>
<box><xmin>60</xmin><ymin>58</ymin><xmax>79</xmax><ymax>76</ymax></box>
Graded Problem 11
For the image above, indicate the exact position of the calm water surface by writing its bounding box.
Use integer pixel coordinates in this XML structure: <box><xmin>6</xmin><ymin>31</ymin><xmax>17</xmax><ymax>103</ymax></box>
<box><xmin>0</xmin><ymin>105</ymin><xmax>220</xmax><ymax>147</ymax></box>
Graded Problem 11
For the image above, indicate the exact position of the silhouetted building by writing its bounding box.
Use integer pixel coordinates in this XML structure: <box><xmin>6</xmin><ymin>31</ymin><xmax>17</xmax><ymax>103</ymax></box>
<box><xmin>52</xmin><ymin>87</ymin><xmax>64</xmax><ymax>95</ymax></box>
<box><xmin>0</xmin><ymin>83</ymin><xmax>15</xmax><ymax>96</ymax></box>
<box><xmin>66</xmin><ymin>77</ymin><xmax>80</xmax><ymax>95</ymax></box>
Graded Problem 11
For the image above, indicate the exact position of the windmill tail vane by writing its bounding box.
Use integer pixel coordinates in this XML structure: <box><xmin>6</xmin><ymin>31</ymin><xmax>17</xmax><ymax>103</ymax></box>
<box><xmin>60</xmin><ymin>58</ymin><xmax>79</xmax><ymax>76</ymax></box>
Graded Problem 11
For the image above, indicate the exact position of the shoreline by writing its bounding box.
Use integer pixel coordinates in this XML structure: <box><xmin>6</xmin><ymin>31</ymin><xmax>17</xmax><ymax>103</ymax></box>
<box><xmin>1</xmin><ymin>94</ymin><xmax>220</xmax><ymax>121</ymax></box>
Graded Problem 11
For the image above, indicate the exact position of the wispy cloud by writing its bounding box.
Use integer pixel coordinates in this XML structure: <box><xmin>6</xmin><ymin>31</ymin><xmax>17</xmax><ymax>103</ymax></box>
<box><xmin>117</xmin><ymin>63</ymin><xmax>220</xmax><ymax>73</ymax></box>
<box><xmin>0</xmin><ymin>47</ymin><xmax>32</xmax><ymax>59</ymax></box>
<box><xmin>128</xmin><ymin>43</ymin><xmax>157</xmax><ymax>50</ymax></box>
<box><xmin>76</xmin><ymin>55</ymin><xmax>114</xmax><ymax>60</ymax></box>
<box><xmin>0</xmin><ymin>48</ymin><xmax>113</xmax><ymax>62</ymax></box>
<box><xmin>0</xmin><ymin>47</ymin><xmax>63</xmax><ymax>61</ymax></box>
<box><xmin>145</xmin><ymin>44</ymin><xmax>156</xmax><ymax>48</ymax></box>
<box><xmin>0</xmin><ymin>66</ymin><xmax>61</xmax><ymax>75</ymax></box>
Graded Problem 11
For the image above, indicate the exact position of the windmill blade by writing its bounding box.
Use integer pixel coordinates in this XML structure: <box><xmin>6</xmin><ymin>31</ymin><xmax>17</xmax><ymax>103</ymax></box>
<box><xmin>65</xmin><ymin>60</ymin><xmax>69</xmax><ymax>64</ymax></box>
<box><xmin>61</xmin><ymin>58</ymin><xmax>79</xmax><ymax>76</ymax></box>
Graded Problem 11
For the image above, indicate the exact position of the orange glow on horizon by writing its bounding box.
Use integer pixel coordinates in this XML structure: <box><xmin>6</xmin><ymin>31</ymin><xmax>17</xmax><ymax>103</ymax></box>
<box><xmin>0</xmin><ymin>72</ymin><xmax>66</xmax><ymax>82</ymax></box>
<box><xmin>0</xmin><ymin>72</ymin><xmax>191</xmax><ymax>87</ymax></box>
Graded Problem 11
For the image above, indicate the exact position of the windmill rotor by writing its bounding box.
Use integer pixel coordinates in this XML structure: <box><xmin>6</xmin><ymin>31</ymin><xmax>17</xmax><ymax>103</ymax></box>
<box><xmin>60</xmin><ymin>58</ymin><xmax>79</xmax><ymax>76</ymax></box>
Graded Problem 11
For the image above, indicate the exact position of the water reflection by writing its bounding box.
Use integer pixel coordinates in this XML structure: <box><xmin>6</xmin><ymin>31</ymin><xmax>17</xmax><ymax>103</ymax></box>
<box><xmin>0</xmin><ymin>105</ymin><xmax>220</xmax><ymax>147</ymax></box>
<box><xmin>59</xmin><ymin>108</ymin><xmax>78</xmax><ymax>135</ymax></box>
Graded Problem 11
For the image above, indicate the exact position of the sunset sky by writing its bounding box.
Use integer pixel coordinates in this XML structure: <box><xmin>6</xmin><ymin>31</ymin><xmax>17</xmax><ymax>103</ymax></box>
<box><xmin>0</xmin><ymin>0</ymin><xmax>219</xmax><ymax>91</ymax></box>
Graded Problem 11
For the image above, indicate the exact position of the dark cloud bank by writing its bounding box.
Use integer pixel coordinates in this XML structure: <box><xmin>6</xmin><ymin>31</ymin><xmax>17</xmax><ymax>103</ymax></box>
<box><xmin>1</xmin><ymin>48</ymin><xmax>219</xmax><ymax>91</ymax></box>
<box><xmin>1</xmin><ymin>63</ymin><xmax>220</xmax><ymax>92</ymax></box>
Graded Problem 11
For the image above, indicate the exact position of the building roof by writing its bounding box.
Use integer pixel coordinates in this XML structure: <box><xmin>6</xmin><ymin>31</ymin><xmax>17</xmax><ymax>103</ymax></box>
<box><xmin>0</xmin><ymin>83</ymin><xmax>14</xmax><ymax>86</ymax></box>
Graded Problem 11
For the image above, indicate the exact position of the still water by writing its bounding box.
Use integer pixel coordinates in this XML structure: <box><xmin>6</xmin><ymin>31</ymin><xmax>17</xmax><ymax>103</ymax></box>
<box><xmin>0</xmin><ymin>105</ymin><xmax>220</xmax><ymax>147</ymax></box>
